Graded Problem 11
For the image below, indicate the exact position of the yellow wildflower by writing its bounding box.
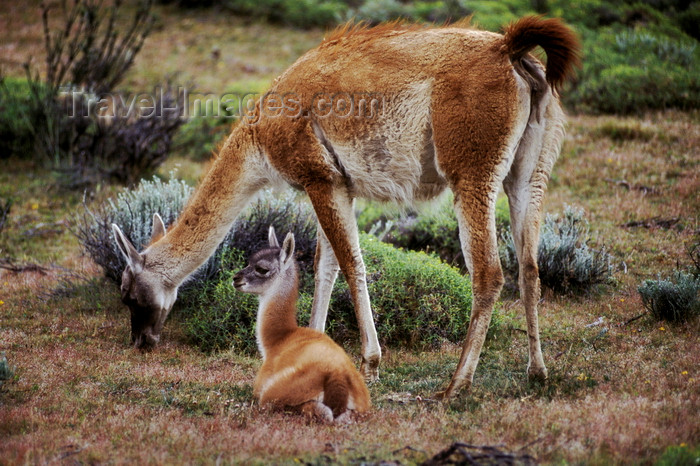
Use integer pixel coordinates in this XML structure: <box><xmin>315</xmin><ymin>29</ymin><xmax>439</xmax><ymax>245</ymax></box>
<box><xmin>659</xmin><ymin>327</ymin><xmax>665</xmax><ymax>331</ymax></box>
<box><xmin>681</xmin><ymin>371</ymin><xmax>688</xmax><ymax>376</ymax></box>
<box><xmin>31</xmin><ymin>203</ymin><xmax>39</xmax><ymax>210</ymax></box>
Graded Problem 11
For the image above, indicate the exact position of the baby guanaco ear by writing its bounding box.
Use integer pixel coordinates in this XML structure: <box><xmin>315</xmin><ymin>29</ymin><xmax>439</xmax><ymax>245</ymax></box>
<box><xmin>280</xmin><ymin>232</ymin><xmax>295</xmax><ymax>266</ymax></box>
<box><xmin>268</xmin><ymin>225</ymin><xmax>279</xmax><ymax>248</ymax></box>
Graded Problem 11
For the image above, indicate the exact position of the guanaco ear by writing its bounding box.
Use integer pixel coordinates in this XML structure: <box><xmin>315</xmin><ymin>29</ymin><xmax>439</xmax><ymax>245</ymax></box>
<box><xmin>151</xmin><ymin>213</ymin><xmax>166</xmax><ymax>243</ymax></box>
<box><xmin>112</xmin><ymin>224</ymin><xmax>144</xmax><ymax>273</ymax></box>
<box><xmin>280</xmin><ymin>232</ymin><xmax>295</xmax><ymax>266</ymax></box>
<box><xmin>268</xmin><ymin>225</ymin><xmax>279</xmax><ymax>248</ymax></box>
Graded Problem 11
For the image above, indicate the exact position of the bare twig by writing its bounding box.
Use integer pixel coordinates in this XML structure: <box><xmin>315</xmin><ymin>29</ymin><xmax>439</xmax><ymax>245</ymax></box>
<box><xmin>422</xmin><ymin>442</ymin><xmax>537</xmax><ymax>465</ymax></box>
<box><xmin>619</xmin><ymin>312</ymin><xmax>647</xmax><ymax>326</ymax></box>
<box><xmin>604</xmin><ymin>178</ymin><xmax>659</xmax><ymax>194</ymax></box>
<box><xmin>621</xmin><ymin>217</ymin><xmax>680</xmax><ymax>229</ymax></box>
<box><xmin>0</xmin><ymin>259</ymin><xmax>50</xmax><ymax>275</ymax></box>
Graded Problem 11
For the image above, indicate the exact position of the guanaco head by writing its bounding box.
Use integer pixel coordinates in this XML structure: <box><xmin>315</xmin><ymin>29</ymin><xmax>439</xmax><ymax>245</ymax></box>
<box><xmin>233</xmin><ymin>226</ymin><xmax>295</xmax><ymax>296</ymax></box>
<box><xmin>111</xmin><ymin>214</ymin><xmax>177</xmax><ymax>350</ymax></box>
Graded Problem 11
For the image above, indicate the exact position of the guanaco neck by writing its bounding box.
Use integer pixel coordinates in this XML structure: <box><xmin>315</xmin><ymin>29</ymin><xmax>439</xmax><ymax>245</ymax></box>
<box><xmin>147</xmin><ymin>125</ymin><xmax>266</xmax><ymax>286</ymax></box>
<box><xmin>256</xmin><ymin>263</ymin><xmax>300</xmax><ymax>360</ymax></box>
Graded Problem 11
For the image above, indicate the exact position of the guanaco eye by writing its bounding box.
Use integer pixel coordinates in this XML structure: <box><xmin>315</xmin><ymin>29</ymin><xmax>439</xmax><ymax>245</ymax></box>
<box><xmin>255</xmin><ymin>266</ymin><xmax>269</xmax><ymax>275</ymax></box>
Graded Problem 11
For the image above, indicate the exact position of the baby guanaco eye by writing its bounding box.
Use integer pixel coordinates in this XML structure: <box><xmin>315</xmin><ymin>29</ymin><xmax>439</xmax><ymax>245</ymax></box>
<box><xmin>255</xmin><ymin>266</ymin><xmax>269</xmax><ymax>275</ymax></box>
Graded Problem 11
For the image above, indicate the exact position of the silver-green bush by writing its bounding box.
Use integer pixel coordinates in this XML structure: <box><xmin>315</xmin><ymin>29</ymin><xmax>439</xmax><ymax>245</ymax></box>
<box><xmin>500</xmin><ymin>205</ymin><xmax>613</xmax><ymax>293</ymax></box>
<box><xmin>639</xmin><ymin>272</ymin><xmax>700</xmax><ymax>323</ymax></box>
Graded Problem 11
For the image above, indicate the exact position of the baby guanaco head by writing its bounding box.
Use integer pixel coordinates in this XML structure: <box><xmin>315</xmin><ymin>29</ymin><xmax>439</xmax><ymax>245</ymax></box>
<box><xmin>233</xmin><ymin>226</ymin><xmax>295</xmax><ymax>296</ymax></box>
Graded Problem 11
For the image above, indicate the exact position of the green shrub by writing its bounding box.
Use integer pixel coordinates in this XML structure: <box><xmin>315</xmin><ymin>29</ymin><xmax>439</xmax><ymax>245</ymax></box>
<box><xmin>282</xmin><ymin>0</ymin><xmax>348</xmax><ymax>28</ymax></box>
<box><xmin>355</xmin><ymin>0</ymin><xmax>411</xmax><ymax>23</ymax></box>
<box><xmin>180</xmin><ymin>232</ymin><xmax>480</xmax><ymax>353</ymax></box>
<box><xmin>327</xmin><ymin>233</ymin><xmax>478</xmax><ymax>349</ymax></box>
<box><xmin>173</xmin><ymin>117</ymin><xmax>232</xmax><ymax>161</ymax></box>
<box><xmin>655</xmin><ymin>443</ymin><xmax>700</xmax><ymax>466</ymax></box>
<box><xmin>676</xmin><ymin>3</ymin><xmax>700</xmax><ymax>40</ymax></box>
<box><xmin>178</xmin><ymin>249</ymin><xmax>261</xmax><ymax>353</ymax></box>
<box><xmin>0</xmin><ymin>77</ymin><xmax>36</xmax><ymax>159</ymax></box>
<box><xmin>566</xmin><ymin>27</ymin><xmax>700</xmax><ymax>114</ymax></box>
<box><xmin>639</xmin><ymin>271</ymin><xmax>700</xmax><ymax>323</ymax></box>
<box><xmin>7</xmin><ymin>0</ymin><xmax>187</xmax><ymax>187</ymax></box>
<box><xmin>226</xmin><ymin>0</ymin><xmax>348</xmax><ymax>28</ymax></box>
<box><xmin>500</xmin><ymin>205</ymin><xmax>613</xmax><ymax>293</ymax></box>
<box><xmin>0</xmin><ymin>353</ymin><xmax>13</xmax><ymax>389</ymax></box>
<box><xmin>74</xmin><ymin>174</ymin><xmax>195</xmax><ymax>284</ymax></box>
<box><xmin>357</xmin><ymin>194</ymin><xmax>510</xmax><ymax>271</ymax></box>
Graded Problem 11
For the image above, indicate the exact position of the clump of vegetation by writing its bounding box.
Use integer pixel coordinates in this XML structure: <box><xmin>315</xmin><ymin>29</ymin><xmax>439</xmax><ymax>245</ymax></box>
<box><xmin>356</xmin><ymin>194</ymin><xmax>510</xmax><ymax>271</ymax></box>
<box><xmin>0</xmin><ymin>78</ymin><xmax>36</xmax><ymax>159</ymax></box>
<box><xmin>639</xmin><ymin>272</ymin><xmax>700</xmax><ymax>323</ymax></box>
<box><xmin>500</xmin><ymin>205</ymin><xmax>613</xmax><ymax>293</ymax></box>
<box><xmin>638</xmin><ymin>243</ymin><xmax>700</xmax><ymax>324</ymax></box>
<box><xmin>0</xmin><ymin>0</ymin><xmax>184</xmax><ymax>187</ymax></box>
<box><xmin>328</xmin><ymin>233</ymin><xmax>478</xmax><ymax>349</ymax></box>
<box><xmin>73</xmin><ymin>174</ymin><xmax>195</xmax><ymax>283</ymax></box>
<box><xmin>0</xmin><ymin>353</ymin><xmax>13</xmax><ymax>389</ymax></box>
<box><xmin>568</xmin><ymin>28</ymin><xmax>699</xmax><ymax>114</ymax></box>
<box><xmin>179</xmin><ymin>249</ymin><xmax>260</xmax><ymax>353</ymax></box>
<box><xmin>0</xmin><ymin>197</ymin><xmax>11</xmax><ymax>235</ymax></box>
<box><xmin>225</xmin><ymin>0</ymin><xmax>348</xmax><ymax>28</ymax></box>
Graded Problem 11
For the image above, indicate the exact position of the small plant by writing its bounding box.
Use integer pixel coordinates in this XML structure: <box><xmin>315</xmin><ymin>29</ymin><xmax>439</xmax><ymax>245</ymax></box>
<box><xmin>226</xmin><ymin>0</ymin><xmax>348</xmax><ymax>28</ymax></box>
<box><xmin>0</xmin><ymin>353</ymin><xmax>13</xmax><ymax>389</ymax></box>
<box><xmin>0</xmin><ymin>77</ymin><xmax>36</xmax><ymax>159</ymax></box>
<box><xmin>500</xmin><ymin>205</ymin><xmax>613</xmax><ymax>293</ymax></box>
<box><xmin>0</xmin><ymin>197</ymin><xmax>12</xmax><ymax>235</ymax></box>
<box><xmin>358</xmin><ymin>194</ymin><xmax>510</xmax><ymax>271</ymax></box>
<box><xmin>639</xmin><ymin>272</ymin><xmax>700</xmax><ymax>323</ymax></box>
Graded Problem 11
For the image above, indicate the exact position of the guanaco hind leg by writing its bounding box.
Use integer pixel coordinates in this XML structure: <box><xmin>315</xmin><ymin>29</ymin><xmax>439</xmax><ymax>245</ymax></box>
<box><xmin>304</xmin><ymin>183</ymin><xmax>381</xmax><ymax>381</ymax></box>
<box><xmin>503</xmin><ymin>98</ymin><xmax>566</xmax><ymax>382</ymax></box>
<box><xmin>437</xmin><ymin>185</ymin><xmax>505</xmax><ymax>398</ymax></box>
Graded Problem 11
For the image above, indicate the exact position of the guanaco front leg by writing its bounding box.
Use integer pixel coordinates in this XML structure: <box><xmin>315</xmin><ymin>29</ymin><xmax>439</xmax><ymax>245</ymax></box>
<box><xmin>304</xmin><ymin>183</ymin><xmax>381</xmax><ymax>381</ymax></box>
<box><xmin>309</xmin><ymin>228</ymin><xmax>341</xmax><ymax>332</ymax></box>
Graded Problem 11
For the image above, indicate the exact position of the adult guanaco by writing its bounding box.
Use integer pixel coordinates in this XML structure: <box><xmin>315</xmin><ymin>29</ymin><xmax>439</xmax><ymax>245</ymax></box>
<box><xmin>112</xmin><ymin>16</ymin><xmax>580</xmax><ymax>398</ymax></box>
<box><xmin>233</xmin><ymin>227</ymin><xmax>370</xmax><ymax>422</ymax></box>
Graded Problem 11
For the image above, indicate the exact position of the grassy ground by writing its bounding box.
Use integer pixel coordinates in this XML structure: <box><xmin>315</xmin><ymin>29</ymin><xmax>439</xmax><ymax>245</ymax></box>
<box><xmin>1</xmin><ymin>2</ymin><xmax>699</xmax><ymax>464</ymax></box>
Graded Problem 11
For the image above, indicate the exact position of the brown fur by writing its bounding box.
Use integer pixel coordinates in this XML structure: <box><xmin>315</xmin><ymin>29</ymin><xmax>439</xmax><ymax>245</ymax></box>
<box><xmin>502</xmin><ymin>15</ymin><xmax>581</xmax><ymax>90</ymax></box>
<box><xmin>112</xmin><ymin>16</ymin><xmax>580</xmax><ymax>397</ymax></box>
<box><xmin>234</xmin><ymin>231</ymin><xmax>370</xmax><ymax>422</ymax></box>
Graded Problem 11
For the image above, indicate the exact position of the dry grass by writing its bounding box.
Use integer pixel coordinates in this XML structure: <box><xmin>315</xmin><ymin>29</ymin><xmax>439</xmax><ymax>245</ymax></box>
<box><xmin>1</xmin><ymin>3</ymin><xmax>699</xmax><ymax>464</ymax></box>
